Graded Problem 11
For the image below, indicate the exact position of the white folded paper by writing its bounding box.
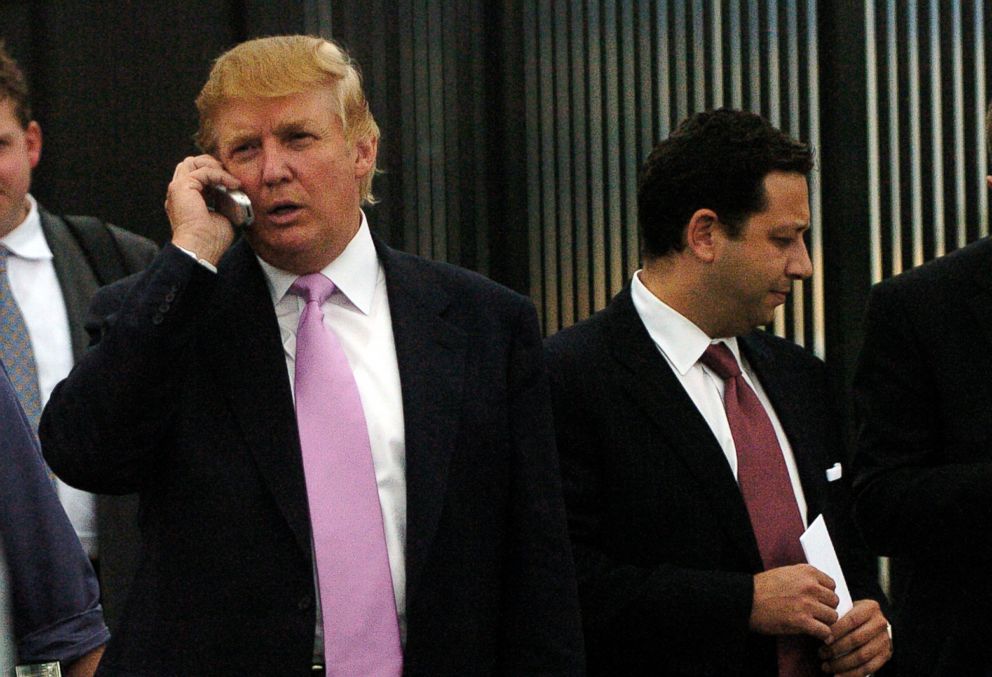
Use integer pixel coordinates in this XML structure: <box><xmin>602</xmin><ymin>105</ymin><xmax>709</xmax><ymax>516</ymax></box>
<box><xmin>800</xmin><ymin>514</ymin><xmax>853</xmax><ymax>617</ymax></box>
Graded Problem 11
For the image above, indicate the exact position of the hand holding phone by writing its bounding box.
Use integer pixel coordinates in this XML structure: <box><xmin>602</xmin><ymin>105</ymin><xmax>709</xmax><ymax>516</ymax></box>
<box><xmin>205</xmin><ymin>185</ymin><xmax>254</xmax><ymax>229</ymax></box>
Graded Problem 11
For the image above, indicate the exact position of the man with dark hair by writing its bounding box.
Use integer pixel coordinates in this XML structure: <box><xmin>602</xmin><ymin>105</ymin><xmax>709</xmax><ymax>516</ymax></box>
<box><xmin>546</xmin><ymin>109</ymin><xmax>892</xmax><ymax>676</ymax></box>
<box><xmin>0</xmin><ymin>362</ymin><xmax>109</xmax><ymax>676</ymax></box>
<box><xmin>850</xmin><ymin>103</ymin><xmax>992</xmax><ymax>675</ymax></box>
<box><xmin>0</xmin><ymin>41</ymin><xmax>157</xmax><ymax>629</ymax></box>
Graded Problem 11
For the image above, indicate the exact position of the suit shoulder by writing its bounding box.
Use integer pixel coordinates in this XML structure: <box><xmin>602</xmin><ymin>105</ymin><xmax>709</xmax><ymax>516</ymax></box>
<box><xmin>746</xmin><ymin>329</ymin><xmax>825</xmax><ymax>372</ymax></box>
<box><xmin>387</xmin><ymin>248</ymin><xmax>532</xmax><ymax>311</ymax></box>
<box><xmin>872</xmin><ymin>236</ymin><xmax>991</xmax><ymax>300</ymax></box>
<box><xmin>106</xmin><ymin>223</ymin><xmax>158</xmax><ymax>258</ymax></box>
<box><xmin>544</xmin><ymin>305</ymin><xmax>614</xmax><ymax>370</ymax></box>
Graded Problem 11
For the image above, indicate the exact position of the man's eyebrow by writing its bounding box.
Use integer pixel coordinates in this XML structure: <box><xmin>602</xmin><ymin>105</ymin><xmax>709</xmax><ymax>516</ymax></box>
<box><xmin>272</xmin><ymin>118</ymin><xmax>320</xmax><ymax>136</ymax></box>
<box><xmin>219</xmin><ymin>131</ymin><xmax>257</xmax><ymax>150</ymax></box>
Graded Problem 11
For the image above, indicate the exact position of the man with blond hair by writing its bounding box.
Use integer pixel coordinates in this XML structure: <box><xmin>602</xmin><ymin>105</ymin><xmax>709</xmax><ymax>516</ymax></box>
<box><xmin>41</xmin><ymin>35</ymin><xmax>583</xmax><ymax>676</ymax></box>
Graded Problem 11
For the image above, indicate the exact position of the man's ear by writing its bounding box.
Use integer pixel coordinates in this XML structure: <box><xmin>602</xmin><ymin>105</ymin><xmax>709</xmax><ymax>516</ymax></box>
<box><xmin>25</xmin><ymin>121</ymin><xmax>41</xmax><ymax>169</ymax></box>
<box><xmin>684</xmin><ymin>208</ymin><xmax>720</xmax><ymax>263</ymax></box>
<box><xmin>353</xmin><ymin>135</ymin><xmax>377</xmax><ymax>179</ymax></box>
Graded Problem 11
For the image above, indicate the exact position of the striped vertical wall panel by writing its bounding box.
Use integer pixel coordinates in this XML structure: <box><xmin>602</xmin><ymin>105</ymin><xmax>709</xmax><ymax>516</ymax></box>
<box><xmin>524</xmin><ymin>0</ymin><xmax>824</xmax><ymax>356</ymax></box>
<box><xmin>865</xmin><ymin>0</ymin><xmax>992</xmax><ymax>284</ymax></box>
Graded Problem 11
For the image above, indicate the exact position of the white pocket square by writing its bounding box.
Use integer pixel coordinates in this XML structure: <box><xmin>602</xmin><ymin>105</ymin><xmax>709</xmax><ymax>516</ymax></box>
<box><xmin>826</xmin><ymin>462</ymin><xmax>843</xmax><ymax>482</ymax></box>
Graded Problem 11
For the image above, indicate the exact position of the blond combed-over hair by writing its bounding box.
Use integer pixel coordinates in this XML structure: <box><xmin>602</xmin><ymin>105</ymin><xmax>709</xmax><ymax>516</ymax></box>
<box><xmin>195</xmin><ymin>35</ymin><xmax>380</xmax><ymax>204</ymax></box>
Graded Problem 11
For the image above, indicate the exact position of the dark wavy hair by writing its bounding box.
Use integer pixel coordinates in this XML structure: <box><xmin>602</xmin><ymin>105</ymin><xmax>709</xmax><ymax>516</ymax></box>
<box><xmin>0</xmin><ymin>41</ymin><xmax>31</xmax><ymax>128</ymax></box>
<box><xmin>638</xmin><ymin>108</ymin><xmax>813</xmax><ymax>258</ymax></box>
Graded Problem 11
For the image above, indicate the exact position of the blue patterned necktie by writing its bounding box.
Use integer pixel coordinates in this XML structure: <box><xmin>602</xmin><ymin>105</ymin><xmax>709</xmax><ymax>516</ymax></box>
<box><xmin>0</xmin><ymin>247</ymin><xmax>42</xmax><ymax>431</ymax></box>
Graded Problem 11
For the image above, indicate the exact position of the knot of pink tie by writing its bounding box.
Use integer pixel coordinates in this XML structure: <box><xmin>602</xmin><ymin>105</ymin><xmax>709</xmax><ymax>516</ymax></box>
<box><xmin>291</xmin><ymin>272</ymin><xmax>336</xmax><ymax>306</ymax></box>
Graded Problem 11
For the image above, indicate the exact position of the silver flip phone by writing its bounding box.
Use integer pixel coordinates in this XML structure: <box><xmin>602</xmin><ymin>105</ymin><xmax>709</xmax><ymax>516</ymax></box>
<box><xmin>206</xmin><ymin>185</ymin><xmax>254</xmax><ymax>228</ymax></box>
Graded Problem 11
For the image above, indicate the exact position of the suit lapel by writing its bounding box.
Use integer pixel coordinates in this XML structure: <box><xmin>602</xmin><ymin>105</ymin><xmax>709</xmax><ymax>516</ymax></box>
<box><xmin>39</xmin><ymin>210</ymin><xmax>98</xmax><ymax>362</ymax></box>
<box><xmin>739</xmin><ymin>333</ymin><xmax>824</xmax><ymax>523</ymax></box>
<box><xmin>605</xmin><ymin>288</ymin><xmax>763</xmax><ymax>570</ymax></box>
<box><xmin>375</xmin><ymin>240</ymin><xmax>467</xmax><ymax>605</ymax></box>
<box><xmin>202</xmin><ymin>239</ymin><xmax>312</xmax><ymax>557</ymax></box>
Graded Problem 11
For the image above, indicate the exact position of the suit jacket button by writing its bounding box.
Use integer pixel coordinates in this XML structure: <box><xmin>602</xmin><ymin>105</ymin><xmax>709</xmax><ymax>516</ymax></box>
<box><xmin>165</xmin><ymin>291</ymin><xmax>176</xmax><ymax>302</ymax></box>
<box><xmin>298</xmin><ymin>595</ymin><xmax>313</xmax><ymax>611</ymax></box>
<box><xmin>152</xmin><ymin>313</ymin><xmax>164</xmax><ymax>325</ymax></box>
<box><xmin>158</xmin><ymin>303</ymin><xmax>170</xmax><ymax>313</ymax></box>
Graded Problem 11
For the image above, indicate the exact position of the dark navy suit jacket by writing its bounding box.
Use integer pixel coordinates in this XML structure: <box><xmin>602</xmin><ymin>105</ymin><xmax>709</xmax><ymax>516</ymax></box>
<box><xmin>545</xmin><ymin>286</ymin><xmax>886</xmax><ymax>676</ymax></box>
<box><xmin>0</xmin><ymin>363</ymin><xmax>109</xmax><ymax>664</ymax></box>
<box><xmin>41</xmin><ymin>239</ymin><xmax>583</xmax><ymax>676</ymax></box>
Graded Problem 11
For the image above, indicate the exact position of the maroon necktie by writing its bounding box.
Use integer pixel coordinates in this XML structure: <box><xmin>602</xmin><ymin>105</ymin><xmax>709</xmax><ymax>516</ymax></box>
<box><xmin>700</xmin><ymin>342</ymin><xmax>816</xmax><ymax>677</ymax></box>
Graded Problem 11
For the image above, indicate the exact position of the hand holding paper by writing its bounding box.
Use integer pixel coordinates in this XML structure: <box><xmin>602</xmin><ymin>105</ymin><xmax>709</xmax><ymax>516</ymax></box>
<box><xmin>800</xmin><ymin>514</ymin><xmax>853</xmax><ymax>618</ymax></box>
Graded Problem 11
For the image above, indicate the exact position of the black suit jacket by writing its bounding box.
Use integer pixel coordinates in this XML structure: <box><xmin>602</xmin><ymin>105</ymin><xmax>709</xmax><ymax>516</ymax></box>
<box><xmin>545</xmin><ymin>286</ymin><xmax>884</xmax><ymax>676</ymax></box>
<box><xmin>38</xmin><ymin>206</ymin><xmax>157</xmax><ymax>631</ymax></box>
<box><xmin>852</xmin><ymin>237</ymin><xmax>992</xmax><ymax>675</ymax></box>
<box><xmin>41</xmin><ymin>239</ymin><xmax>583</xmax><ymax>676</ymax></box>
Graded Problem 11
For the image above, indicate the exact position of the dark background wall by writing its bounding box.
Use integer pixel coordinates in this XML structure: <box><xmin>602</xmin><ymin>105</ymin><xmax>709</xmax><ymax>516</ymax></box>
<box><xmin>3</xmin><ymin>0</ymin><xmax>991</xmax><ymax>447</ymax></box>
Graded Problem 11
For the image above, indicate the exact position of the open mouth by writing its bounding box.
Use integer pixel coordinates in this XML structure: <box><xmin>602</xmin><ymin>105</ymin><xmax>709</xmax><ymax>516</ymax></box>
<box><xmin>265</xmin><ymin>202</ymin><xmax>304</xmax><ymax>222</ymax></box>
<box><xmin>268</xmin><ymin>203</ymin><xmax>301</xmax><ymax>216</ymax></box>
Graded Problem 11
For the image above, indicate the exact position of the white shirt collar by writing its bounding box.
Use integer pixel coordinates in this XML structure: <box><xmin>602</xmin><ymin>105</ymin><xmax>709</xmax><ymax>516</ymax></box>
<box><xmin>257</xmin><ymin>210</ymin><xmax>378</xmax><ymax>314</ymax></box>
<box><xmin>0</xmin><ymin>195</ymin><xmax>53</xmax><ymax>261</ymax></box>
<box><xmin>630</xmin><ymin>270</ymin><xmax>743</xmax><ymax>374</ymax></box>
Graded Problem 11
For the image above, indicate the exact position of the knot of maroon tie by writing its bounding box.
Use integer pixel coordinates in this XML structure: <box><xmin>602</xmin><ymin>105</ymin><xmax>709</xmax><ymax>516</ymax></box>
<box><xmin>699</xmin><ymin>343</ymin><xmax>741</xmax><ymax>380</ymax></box>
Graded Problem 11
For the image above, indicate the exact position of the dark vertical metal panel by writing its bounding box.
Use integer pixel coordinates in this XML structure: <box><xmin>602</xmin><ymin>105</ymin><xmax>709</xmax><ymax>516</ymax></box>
<box><xmin>928</xmin><ymin>0</ymin><xmax>945</xmax><ymax>258</ymax></box>
<box><xmin>711</xmin><ymin>0</ymin><xmax>724</xmax><ymax>108</ymax></box>
<box><xmin>885</xmin><ymin>0</ymin><xmax>902</xmax><ymax>277</ymax></box>
<box><xmin>638</xmin><ymin>1</ymin><xmax>655</xmax><ymax>159</ymax></box>
<box><xmin>808</xmin><ymin>0</ymin><xmax>824</xmax><ymax>356</ymax></box>
<box><xmin>555</xmin><ymin>2</ymin><xmax>575</xmax><ymax>329</ymax></box>
<box><xmin>907</xmin><ymin>1</ymin><xmax>924</xmax><ymax>270</ymax></box>
<box><xmin>603</xmin><ymin>1</ymin><xmax>624</xmax><ymax>296</ymax></box>
<box><xmin>523</xmin><ymin>0</ymin><xmax>544</xmax><ymax>324</ymax></box>
<box><xmin>470</xmin><ymin>0</ymin><xmax>490</xmax><ymax>276</ymax></box>
<box><xmin>572</xmin><ymin>2</ymin><xmax>591</xmax><ymax>321</ymax></box>
<box><xmin>864</xmin><ymin>0</ymin><xmax>882</xmax><ymax>277</ymax></box>
<box><xmin>657</xmin><ymin>1</ymin><xmax>673</xmax><ymax>140</ymax></box>
<box><xmin>441</xmin><ymin>0</ymin><xmax>460</xmax><ymax>265</ymax></box>
<box><xmin>398</xmin><ymin>0</ymin><xmax>419</xmax><ymax>255</ymax></box>
<box><xmin>692</xmin><ymin>0</ymin><xmax>706</xmax><ymax>111</ymax></box>
<box><xmin>588</xmin><ymin>1</ymin><xmax>608</xmax><ymax>312</ymax></box>
<box><xmin>412</xmin><ymin>0</ymin><xmax>433</xmax><ymax>258</ymax></box>
<box><xmin>620</xmin><ymin>0</ymin><xmax>639</xmax><ymax>280</ymax></box>
<box><xmin>747</xmin><ymin>0</ymin><xmax>761</xmax><ymax>113</ymax></box>
<box><xmin>539</xmin><ymin>0</ymin><xmax>559</xmax><ymax>332</ymax></box>
<box><xmin>729</xmin><ymin>0</ymin><xmax>744</xmax><ymax>108</ymax></box>
<box><xmin>674</xmin><ymin>0</ymin><xmax>689</xmax><ymax>122</ymax></box>
<box><xmin>977</xmin><ymin>0</ymin><xmax>988</xmax><ymax>238</ymax></box>
<box><xmin>952</xmin><ymin>0</ymin><xmax>967</xmax><ymax>250</ymax></box>
<box><xmin>303</xmin><ymin>0</ymin><xmax>332</xmax><ymax>35</ymax></box>
<box><xmin>427</xmin><ymin>0</ymin><xmax>447</xmax><ymax>260</ymax></box>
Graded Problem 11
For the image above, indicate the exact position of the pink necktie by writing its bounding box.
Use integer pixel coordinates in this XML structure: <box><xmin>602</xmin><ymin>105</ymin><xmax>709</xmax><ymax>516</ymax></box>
<box><xmin>700</xmin><ymin>343</ymin><xmax>816</xmax><ymax>677</ymax></box>
<box><xmin>291</xmin><ymin>273</ymin><xmax>402</xmax><ymax>677</ymax></box>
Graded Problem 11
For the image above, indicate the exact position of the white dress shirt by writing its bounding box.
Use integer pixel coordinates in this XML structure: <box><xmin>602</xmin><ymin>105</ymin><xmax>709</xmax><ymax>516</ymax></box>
<box><xmin>1</xmin><ymin>195</ymin><xmax>98</xmax><ymax>557</ymax></box>
<box><xmin>255</xmin><ymin>213</ymin><xmax>407</xmax><ymax>656</ymax></box>
<box><xmin>630</xmin><ymin>271</ymin><xmax>808</xmax><ymax>524</ymax></box>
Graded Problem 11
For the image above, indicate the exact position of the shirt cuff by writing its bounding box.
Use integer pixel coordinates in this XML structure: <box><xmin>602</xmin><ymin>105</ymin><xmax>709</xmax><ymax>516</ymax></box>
<box><xmin>174</xmin><ymin>243</ymin><xmax>218</xmax><ymax>273</ymax></box>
